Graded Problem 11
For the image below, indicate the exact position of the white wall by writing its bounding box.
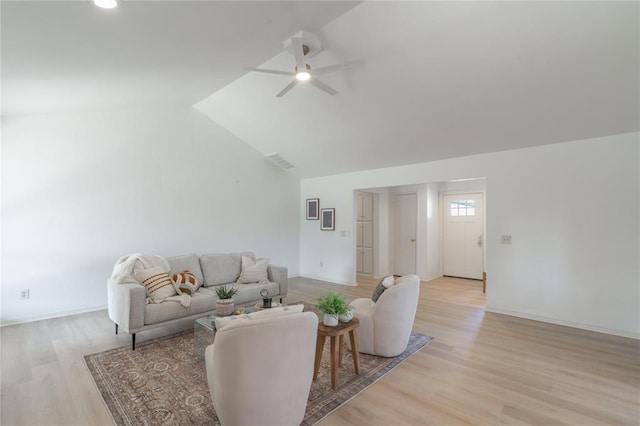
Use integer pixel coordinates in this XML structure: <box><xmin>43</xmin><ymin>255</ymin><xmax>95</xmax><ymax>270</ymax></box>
<box><xmin>300</xmin><ymin>133</ymin><xmax>640</xmax><ymax>338</ymax></box>
<box><xmin>1</xmin><ymin>107</ymin><xmax>300</xmax><ymax>325</ymax></box>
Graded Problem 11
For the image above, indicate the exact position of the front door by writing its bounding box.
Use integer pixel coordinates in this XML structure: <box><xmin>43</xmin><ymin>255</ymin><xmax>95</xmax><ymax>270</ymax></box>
<box><xmin>443</xmin><ymin>193</ymin><xmax>484</xmax><ymax>280</ymax></box>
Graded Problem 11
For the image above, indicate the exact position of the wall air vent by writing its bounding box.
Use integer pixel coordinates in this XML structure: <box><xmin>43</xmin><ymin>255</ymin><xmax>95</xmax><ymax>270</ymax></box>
<box><xmin>265</xmin><ymin>152</ymin><xmax>294</xmax><ymax>170</ymax></box>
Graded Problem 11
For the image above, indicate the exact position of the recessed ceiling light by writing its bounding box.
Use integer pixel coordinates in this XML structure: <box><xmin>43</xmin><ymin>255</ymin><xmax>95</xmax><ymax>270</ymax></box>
<box><xmin>94</xmin><ymin>0</ymin><xmax>117</xmax><ymax>9</ymax></box>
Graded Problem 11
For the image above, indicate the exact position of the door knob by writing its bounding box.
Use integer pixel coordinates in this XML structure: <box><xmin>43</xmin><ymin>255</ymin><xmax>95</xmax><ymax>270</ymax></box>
<box><xmin>410</xmin><ymin>239</ymin><xmax>416</xmax><ymax>242</ymax></box>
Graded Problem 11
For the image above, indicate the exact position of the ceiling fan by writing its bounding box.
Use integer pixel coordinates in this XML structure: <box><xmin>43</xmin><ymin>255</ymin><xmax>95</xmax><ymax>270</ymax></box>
<box><xmin>245</xmin><ymin>37</ymin><xmax>361</xmax><ymax>97</ymax></box>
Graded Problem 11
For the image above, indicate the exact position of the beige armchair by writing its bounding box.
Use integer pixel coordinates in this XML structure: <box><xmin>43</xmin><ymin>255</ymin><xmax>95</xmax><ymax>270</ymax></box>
<box><xmin>347</xmin><ymin>274</ymin><xmax>420</xmax><ymax>357</ymax></box>
<box><xmin>204</xmin><ymin>311</ymin><xmax>318</xmax><ymax>426</ymax></box>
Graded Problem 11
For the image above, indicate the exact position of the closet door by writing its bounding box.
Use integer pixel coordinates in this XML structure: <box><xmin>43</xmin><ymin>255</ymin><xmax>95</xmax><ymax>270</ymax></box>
<box><xmin>361</xmin><ymin>196</ymin><xmax>373</xmax><ymax>221</ymax></box>
<box><xmin>361</xmin><ymin>248</ymin><xmax>373</xmax><ymax>274</ymax></box>
<box><xmin>356</xmin><ymin>192</ymin><xmax>374</xmax><ymax>275</ymax></box>
<box><xmin>361</xmin><ymin>222</ymin><xmax>373</xmax><ymax>247</ymax></box>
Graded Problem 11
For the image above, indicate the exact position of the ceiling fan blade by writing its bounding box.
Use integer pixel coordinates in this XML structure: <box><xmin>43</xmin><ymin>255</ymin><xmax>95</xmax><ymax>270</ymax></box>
<box><xmin>291</xmin><ymin>37</ymin><xmax>307</xmax><ymax>72</ymax></box>
<box><xmin>312</xmin><ymin>59</ymin><xmax>365</xmax><ymax>75</ymax></box>
<box><xmin>245</xmin><ymin>67</ymin><xmax>295</xmax><ymax>76</ymax></box>
<box><xmin>308</xmin><ymin>78</ymin><xmax>338</xmax><ymax>96</ymax></box>
<box><xmin>276</xmin><ymin>80</ymin><xmax>298</xmax><ymax>97</ymax></box>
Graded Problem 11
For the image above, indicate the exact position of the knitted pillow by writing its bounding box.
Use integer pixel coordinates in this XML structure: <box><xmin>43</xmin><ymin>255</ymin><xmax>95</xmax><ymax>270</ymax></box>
<box><xmin>371</xmin><ymin>275</ymin><xmax>395</xmax><ymax>302</ymax></box>
<box><xmin>237</xmin><ymin>256</ymin><xmax>269</xmax><ymax>284</ymax></box>
<box><xmin>134</xmin><ymin>266</ymin><xmax>177</xmax><ymax>302</ymax></box>
<box><xmin>172</xmin><ymin>269</ymin><xmax>199</xmax><ymax>295</ymax></box>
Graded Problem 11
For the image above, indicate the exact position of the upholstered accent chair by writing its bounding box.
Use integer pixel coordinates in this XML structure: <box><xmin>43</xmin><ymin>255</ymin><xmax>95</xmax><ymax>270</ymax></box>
<box><xmin>205</xmin><ymin>311</ymin><xmax>318</xmax><ymax>426</ymax></box>
<box><xmin>347</xmin><ymin>274</ymin><xmax>420</xmax><ymax>357</ymax></box>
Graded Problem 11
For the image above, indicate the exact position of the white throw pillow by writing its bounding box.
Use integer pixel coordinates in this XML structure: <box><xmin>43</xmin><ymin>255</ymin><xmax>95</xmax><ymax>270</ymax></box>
<box><xmin>382</xmin><ymin>275</ymin><xmax>395</xmax><ymax>288</ymax></box>
<box><xmin>215</xmin><ymin>304</ymin><xmax>304</xmax><ymax>330</ymax></box>
<box><xmin>237</xmin><ymin>256</ymin><xmax>269</xmax><ymax>284</ymax></box>
<box><xmin>134</xmin><ymin>266</ymin><xmax>177</xmax><ymax>302</ymax></box>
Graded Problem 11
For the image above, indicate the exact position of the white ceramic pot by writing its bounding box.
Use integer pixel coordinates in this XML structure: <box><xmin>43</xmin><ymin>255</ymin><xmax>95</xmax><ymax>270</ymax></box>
<box><xmin>338</xmin><ymin>311</ymin><xmax>353</xmax><ymax>322</ymax></box>
<box><xmin>216</xmin><ymin>298</ymin><xmax>235</xmax><ymax>316</ymax></box>
<box><xmin>323</xmin><ymin>313</ymin><xmax>339</xmax><ymax>327</ymax></box>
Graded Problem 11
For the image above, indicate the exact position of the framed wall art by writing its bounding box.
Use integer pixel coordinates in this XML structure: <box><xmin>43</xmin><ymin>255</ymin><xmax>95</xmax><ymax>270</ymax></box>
<box><xmin>320</xmin><ymin>208</ymin><xmax>335</xmax><ymax>231</ymax></box>
<box><xmin>306</xmin><ymin>198</ymin><xmax>320</xmax><ymax>220</ymax></box>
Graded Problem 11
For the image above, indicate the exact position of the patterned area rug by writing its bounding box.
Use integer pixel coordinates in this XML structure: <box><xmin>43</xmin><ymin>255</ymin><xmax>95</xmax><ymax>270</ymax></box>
<box><xmin>85</xmin><ymin>329</ymin><xmax>432</xmax><ymax>426</ymax></box>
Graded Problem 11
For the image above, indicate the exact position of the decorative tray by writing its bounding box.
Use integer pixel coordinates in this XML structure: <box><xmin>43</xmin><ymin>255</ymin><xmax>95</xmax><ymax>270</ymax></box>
<box><xmin>254</xmin><ymin>302</ymin><xmax>281</xmax><ymax>311</ymax></box>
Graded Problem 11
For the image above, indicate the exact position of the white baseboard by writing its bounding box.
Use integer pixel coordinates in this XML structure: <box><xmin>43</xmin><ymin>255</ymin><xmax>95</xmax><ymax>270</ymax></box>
<box><xmin>364</xmin><ymin>274</ymin><xmax>441</xmax><ymax>282</ymax></box>
<box><xmin>297</xmin><ymin>274</ymin><xmax>357</xmax><ymax>286</ymax></box>
<box><xmin>485</xmin><ymin>306</ymin><xmax>640</xmax><ymax>340</ymax></box>
<box><xmin>0</xmin><ymin>304</ymin><xmax>107</xmax><ymax>327</ymax></box>
<box><xmin>420</xmin><ymin>274</ymin><xmax>441</xmax><ymax>282</ymax></box>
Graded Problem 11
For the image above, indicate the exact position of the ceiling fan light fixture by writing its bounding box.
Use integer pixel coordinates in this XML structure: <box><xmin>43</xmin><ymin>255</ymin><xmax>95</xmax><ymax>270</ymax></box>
<box><xmin>94</xmin><ymin>0</ymin><xmax>117</xmax><ymax>9</ymax></box>
<box><xmin>246</xmin><ymin>34</ymin><xmax>343</xmax><ymax>97</ymax></box>
<box><xmin>295</xmin><ymin>63</ymin><xmax>311</xmax><ymax>81</ymax></box>
<box><xmin>296</xmin><ymin>71</ymin><xmax>311</xmax><ymax>81</ymax></box>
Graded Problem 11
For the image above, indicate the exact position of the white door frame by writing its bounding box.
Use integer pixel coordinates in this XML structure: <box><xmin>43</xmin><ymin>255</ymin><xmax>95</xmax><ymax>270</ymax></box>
<box><xmin>439</xmin><ymin>190</ymin><xmax>486</xmax><ymax>279</ymax></box>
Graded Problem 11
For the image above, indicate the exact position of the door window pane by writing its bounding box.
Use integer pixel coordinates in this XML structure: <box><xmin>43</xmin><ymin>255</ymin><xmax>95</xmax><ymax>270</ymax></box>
<box><xmin>450</xmin><ymin>200</ymin><xmax>476</xmax><ymax>217</ymax></box>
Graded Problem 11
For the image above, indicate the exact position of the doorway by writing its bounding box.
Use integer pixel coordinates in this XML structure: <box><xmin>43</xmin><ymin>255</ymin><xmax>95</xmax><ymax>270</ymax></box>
<box><xmin>442</xmin><ymin>192</ymin><xmax>484</xmax><ymax>280</ymax></box>
<box><xmin>392</xmin><ymin>193</ymin><xmax>417</xmax><ymax>276</ymax></box>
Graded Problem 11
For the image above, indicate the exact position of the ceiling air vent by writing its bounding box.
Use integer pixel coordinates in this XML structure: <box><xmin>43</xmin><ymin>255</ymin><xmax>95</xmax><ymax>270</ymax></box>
<box><xmin>265</xmin><ymin>152</ymin><xmax>294</xmax><ymax>170</ymax></box>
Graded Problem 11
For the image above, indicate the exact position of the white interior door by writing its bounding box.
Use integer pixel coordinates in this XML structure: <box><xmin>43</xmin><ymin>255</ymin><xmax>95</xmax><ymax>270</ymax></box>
<box><xmin>443</xmin><ymin>193</ymin><xmax>484</xmax><ymax>280</ymax></box>
<box><xmin>392</xmin><ymin>193</ymin><xmax>417</xmax><ymax>276</ymax></box>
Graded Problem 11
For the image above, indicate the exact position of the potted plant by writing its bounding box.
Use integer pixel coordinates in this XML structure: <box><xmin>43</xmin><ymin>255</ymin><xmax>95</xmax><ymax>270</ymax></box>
<box><xmin>338</xmin><ymin>308</ymin><xmax>354</xmax><ymax>323</ymax></box>
<box><xmin>317</xmin><ymin>292</ymin><xmax>351</xmax><ymax>326</ymax></box>
<box><xmin>215</xmin><ymin>285</ymin><xmax>239</xmax><ymax>316</ymax></box>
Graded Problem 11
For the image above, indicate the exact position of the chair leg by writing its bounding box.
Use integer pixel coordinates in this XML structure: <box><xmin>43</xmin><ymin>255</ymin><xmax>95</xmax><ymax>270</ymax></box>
<box><xmin>132</xmin><ymin>333</ymin><xmax>136</xmax><ymax>350</ymax></box>
<box><xmin>115</xmin><ymin>323</ymin><xmax>118</xmax><ymax>335</ymax></box>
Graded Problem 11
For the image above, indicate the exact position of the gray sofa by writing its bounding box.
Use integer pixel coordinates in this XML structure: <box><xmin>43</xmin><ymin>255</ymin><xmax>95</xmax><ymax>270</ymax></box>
<box><xmin>107</xmin><ymin>251</ymin><xmax>287</xmax><ymax>349</ymax></box>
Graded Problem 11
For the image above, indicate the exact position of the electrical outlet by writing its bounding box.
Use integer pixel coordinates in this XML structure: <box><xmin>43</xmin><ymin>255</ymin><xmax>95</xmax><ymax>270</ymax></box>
<box><xmin>20</xmin><ymin>289</ymin><xmax>30</xmax><ymax>300</ymax></box>
<box><xmin>501</xmin><ymin>235</ymin><xmax>512</xmax><ymax>244</ymax></box>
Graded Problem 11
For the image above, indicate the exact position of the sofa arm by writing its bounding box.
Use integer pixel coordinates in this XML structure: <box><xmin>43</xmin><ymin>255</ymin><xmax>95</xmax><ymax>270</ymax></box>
<box><xmin>107</xmin><ymin>279</ymin><xmax>146</xmax><ymax>333</ymax></box>
<box><xmin>267</xmin><ymin>264</ymin><xmax>288</xmax><ymax>298</ymax></box>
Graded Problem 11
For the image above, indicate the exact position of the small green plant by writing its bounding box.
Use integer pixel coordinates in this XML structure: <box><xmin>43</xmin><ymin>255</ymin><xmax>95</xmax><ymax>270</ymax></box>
<box><xmin>316</xmin><ymin>292</ymin><xmax>351</xmax><ymax>317</ymax></box>
<box><xmin>215</xmin><ymin>285</ymin><xmax>239</xmax><ymax>300</ymax></box>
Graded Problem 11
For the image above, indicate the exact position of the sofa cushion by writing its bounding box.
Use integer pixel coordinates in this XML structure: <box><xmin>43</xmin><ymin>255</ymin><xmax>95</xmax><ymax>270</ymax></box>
<box><xmin>233</xmin><ymin>280</ymin><xmax>280</xmax><ymax>306</ymax></box>
<box><xmin>172</xmin><ymin>270</ymin><xmax>199</xmax><ymax>295</ymax></box>
<box><xmin>237</xmin><ymin>256</ymin><xmax>269</xmax><ymax>284</ymax></box>
<box><xmin>200</xmin><ymin>252</ymin><xmax>254</xmax><ymax>286</ymax></box>
<box><xmin>134</xmin><ymin>266</ymin><xmax>177</xmax><ymax>302</ymax></box>
<box><xmin>214</xmin><ymin>304</ymin><xmax>304</xmax><ymax>330</ymax></box>
<box><xmin>145</xmin><ymin>287</ymin><xmax>217</xmax><ymax>325</ymax></box>
<box><xmin>167</xmin><ymin>254</ymin><xmax>204</xmax><ymax>285</ymax></box>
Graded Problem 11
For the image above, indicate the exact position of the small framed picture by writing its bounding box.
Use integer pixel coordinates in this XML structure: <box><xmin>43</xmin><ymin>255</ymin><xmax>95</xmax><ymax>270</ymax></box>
<box><xmin>320</xmin><ymin>208</ymin><xmax>335</xmax><ymax>231</ymax></box>
<box><xmin>306</xmin><ymin>198</ymin><xmax>320</xmax><ymax>220</ymax></box>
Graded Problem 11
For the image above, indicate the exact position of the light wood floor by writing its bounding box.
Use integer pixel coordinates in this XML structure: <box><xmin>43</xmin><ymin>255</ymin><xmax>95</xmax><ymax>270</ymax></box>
<box><xmin>1</xmin><ymin>276</ymin><xmax>639</xmax><ymax>425</ymax></box>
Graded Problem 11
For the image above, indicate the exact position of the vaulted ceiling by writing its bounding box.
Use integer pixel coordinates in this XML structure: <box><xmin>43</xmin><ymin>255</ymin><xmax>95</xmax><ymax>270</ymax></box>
<box><xmin>3</xmin><ymin>1</ymin><xmax>638</xmax><ymax>178</ymax></box>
